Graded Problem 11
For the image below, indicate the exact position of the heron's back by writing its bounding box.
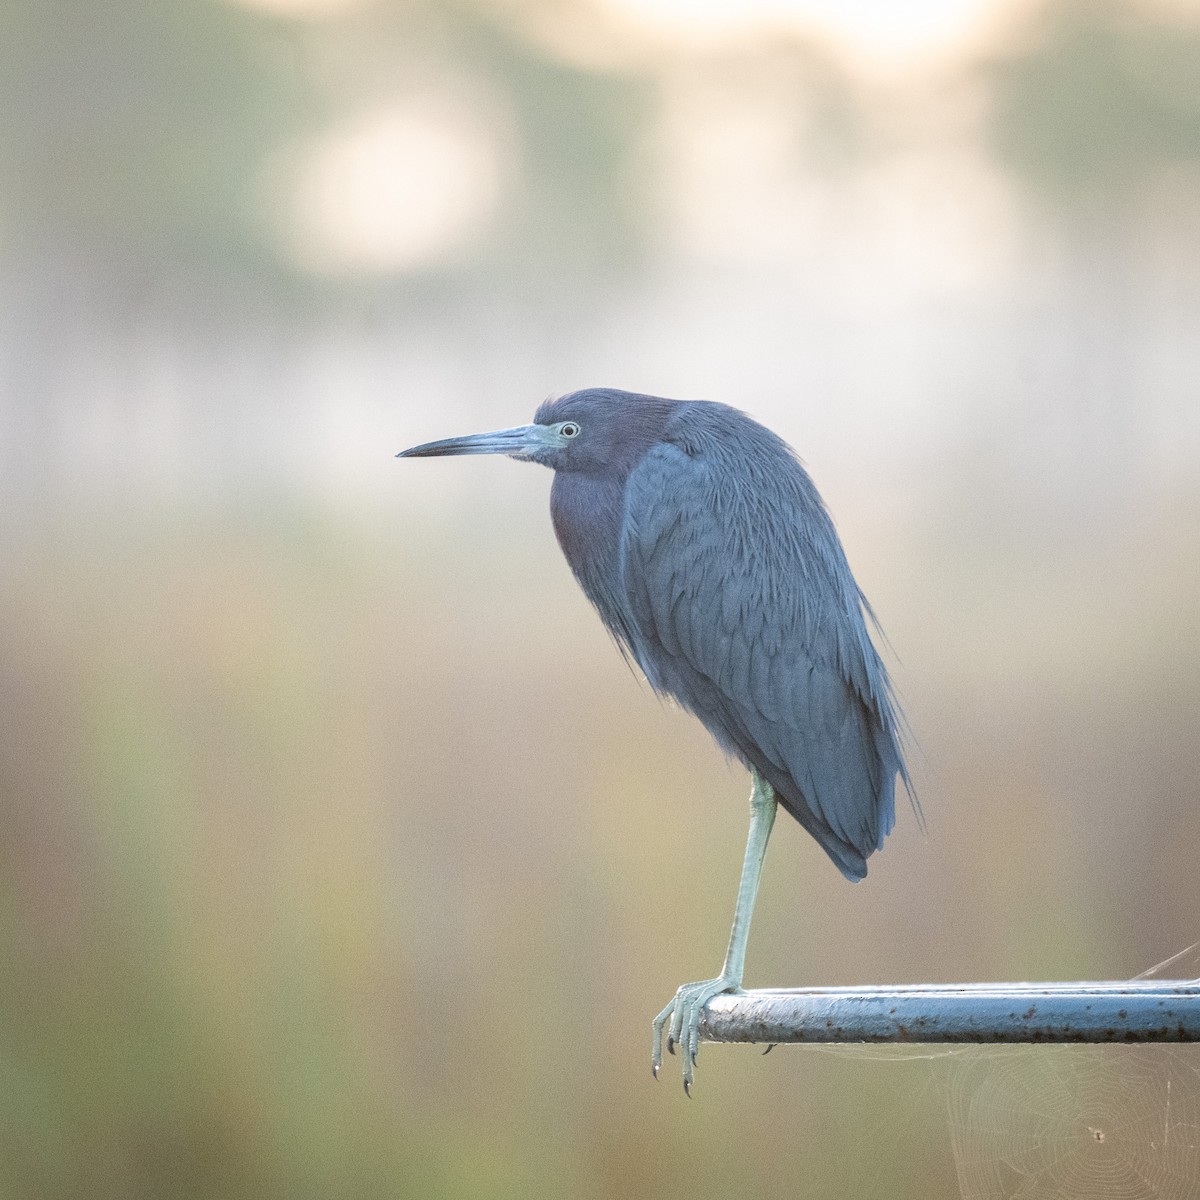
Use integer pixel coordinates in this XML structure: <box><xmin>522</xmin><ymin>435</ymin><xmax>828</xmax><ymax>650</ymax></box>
<box><xmin>617</xmin><ymin>402</ymin><xmax>909</xmax><ymax>880</ymax></box>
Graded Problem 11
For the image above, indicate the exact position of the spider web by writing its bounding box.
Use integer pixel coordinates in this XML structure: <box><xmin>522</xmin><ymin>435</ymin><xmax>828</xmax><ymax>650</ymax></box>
<box><xmin>946</xmin><ymin>946</ymin><xmax>1200</xmax><ymax>1200</ymax></box>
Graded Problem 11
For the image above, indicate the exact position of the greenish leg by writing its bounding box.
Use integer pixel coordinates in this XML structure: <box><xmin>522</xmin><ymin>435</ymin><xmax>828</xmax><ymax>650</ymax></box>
<box><xmin>651</xmin><ymin>770</ymin><xmax>778</xmax><ymax>1094</ymax></box>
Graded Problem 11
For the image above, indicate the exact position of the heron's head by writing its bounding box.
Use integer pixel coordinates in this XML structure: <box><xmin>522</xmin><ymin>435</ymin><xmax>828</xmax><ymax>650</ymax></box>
<box><xmin>397</xmin><ymin>388</ymin><xmax>678</xmax><ymax>476</ymax></box>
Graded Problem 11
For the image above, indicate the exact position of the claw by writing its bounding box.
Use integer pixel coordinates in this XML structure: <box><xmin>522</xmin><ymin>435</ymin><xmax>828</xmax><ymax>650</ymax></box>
<box><xmin>683</xmin><ymin>1078</ymin><xmax>691</xmax><ymax>1097</ymax></box>
<box><xmin>651</xmin><ymin>976</ymin><xmax>740</xmax><ymax>1093</ymax></box>
<box><xmin>762</xmin><ymin>1043</ymin><xmax>776</xmax><ymax>1055</ymax></box>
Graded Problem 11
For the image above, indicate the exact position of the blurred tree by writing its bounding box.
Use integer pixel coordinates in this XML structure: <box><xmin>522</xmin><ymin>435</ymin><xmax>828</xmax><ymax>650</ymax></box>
<box><xmin>0</xmin><ymin>0</ymin><xmax>658</xmax><ymax>492</ymax></box>
<box><xmin>980</xmin><ymin>0</ymin><xmax>1200</xmax><ymax>503</ymax></box>
<box><xmin>474</xmin><ymin>22</ymin><xmax>652</xmax><ymax>289</ymax></box>
<box><xmin>292</xmin><ymin>0</ymin><xmax>655</xmax><ymax>292</ymax></box>
<box><xmin>0</xmin><ymin>0</ymin><xmax>317</xmax><ymax>278</ymax></box>
<box><xmin>0</xmin><ymin>0</ymin><xmax>654</xmax><ymax>290</ymax></box>
<box><xmin>0</xmin><ymin>0</ymin><xmax>328</xmax><ymax>495</ymax></box>
<box><xmin>987</xmin><ymin>0</ymin><xmax>1200</xmax><ymax>215</ymax></box>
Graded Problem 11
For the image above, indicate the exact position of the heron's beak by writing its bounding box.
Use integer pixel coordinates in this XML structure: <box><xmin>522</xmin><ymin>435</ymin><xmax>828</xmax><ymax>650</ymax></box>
<box><xmin>396</xmin><ymin>424</ymin><xmax>556</xmax><ymax>459</ymax></box>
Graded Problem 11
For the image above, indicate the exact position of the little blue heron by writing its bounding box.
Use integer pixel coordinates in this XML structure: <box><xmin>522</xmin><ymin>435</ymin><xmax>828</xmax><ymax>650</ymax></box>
<box><xmin>399</xmin><ymin>387</ymin><xmax>912</xmax><ymax>1092</ymax></box>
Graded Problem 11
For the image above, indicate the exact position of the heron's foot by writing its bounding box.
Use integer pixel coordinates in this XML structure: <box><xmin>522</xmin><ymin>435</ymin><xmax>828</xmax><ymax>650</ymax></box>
<box><xmin>651</xmin><ymin>975</ymin><xmax>741</xmax><ymax>1094</ymax></box>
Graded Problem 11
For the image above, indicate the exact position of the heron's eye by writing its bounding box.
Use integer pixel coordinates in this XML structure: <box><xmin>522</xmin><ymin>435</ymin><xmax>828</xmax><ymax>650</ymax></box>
<box><xmin>560</xmin><ymin>422</ymin><xmax>581</xmax><ymax>439</ymax></box>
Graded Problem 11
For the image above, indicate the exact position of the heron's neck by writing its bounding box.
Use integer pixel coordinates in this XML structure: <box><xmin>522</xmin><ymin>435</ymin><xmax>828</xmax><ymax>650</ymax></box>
<box><xmin>549</xmin><ymin>471</ymin><xmax>629</xmax><ymax>624</ymax></box>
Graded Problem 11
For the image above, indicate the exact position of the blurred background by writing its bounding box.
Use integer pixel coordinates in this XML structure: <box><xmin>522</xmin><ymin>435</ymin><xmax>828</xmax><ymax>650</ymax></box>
<box><xmin>2</xmin><ymin>0</ymin><xmax>1199</xmax><ymax>1195</ymax></box>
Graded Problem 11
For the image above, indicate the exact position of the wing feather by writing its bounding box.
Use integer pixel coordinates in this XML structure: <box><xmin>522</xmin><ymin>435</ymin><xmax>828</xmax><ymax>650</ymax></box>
<box><xmin>619</xmin><ymin>413</ymin><xmax>907</xmax><ymax>880</ymax></box>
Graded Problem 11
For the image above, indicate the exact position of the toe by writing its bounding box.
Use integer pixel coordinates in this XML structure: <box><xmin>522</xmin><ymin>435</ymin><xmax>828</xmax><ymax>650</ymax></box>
<box><xmin>668</xmin><ymin>985</ymin><xmax>691</xmax><ymax>1051</ymax></box>
<box><xmin>651</xmin><ymin>999</ymin><xmax>674</xmax><ymax>1078</ymax></box>
<box><xmin>653</xmin><ymin>977</ymin><xmax>740</xmax><ymax>1093</ymax></box>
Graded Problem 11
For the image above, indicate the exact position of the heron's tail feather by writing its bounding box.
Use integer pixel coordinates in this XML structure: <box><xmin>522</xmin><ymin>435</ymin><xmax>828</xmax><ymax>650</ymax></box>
<box><xmin>767</xmin><ymin>783</ymin><xmax>873</xmax><ymax>882</ymax></box>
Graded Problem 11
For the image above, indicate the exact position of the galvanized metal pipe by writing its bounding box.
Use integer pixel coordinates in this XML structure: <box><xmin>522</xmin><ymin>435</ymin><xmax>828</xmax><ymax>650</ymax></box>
<box><xmin>700</xmin><ymin>982</ymin><xmax>1200</xmax><ymax>1044</ymax></box>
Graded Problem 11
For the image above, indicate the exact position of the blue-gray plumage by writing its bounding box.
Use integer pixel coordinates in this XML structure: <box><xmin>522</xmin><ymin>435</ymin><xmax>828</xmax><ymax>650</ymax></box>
<box><xmin>398</xmin><ymin>387</ymin><xmax>912</xmax><ymax>1093</ymax></box>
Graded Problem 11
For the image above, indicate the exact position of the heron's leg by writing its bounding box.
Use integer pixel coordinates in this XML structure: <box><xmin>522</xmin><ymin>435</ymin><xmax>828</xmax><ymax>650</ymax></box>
<box><xmin>651</xmin><ymin>770</ymin><xmax>777</xmax><ymax>1093</ymax></box>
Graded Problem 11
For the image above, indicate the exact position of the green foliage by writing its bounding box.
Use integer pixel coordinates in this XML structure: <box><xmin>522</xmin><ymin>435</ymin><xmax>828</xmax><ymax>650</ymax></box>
<box><xmin>985</xmin><ymin>0</ymin><xmax>1200</xmax><ymax>210</ymax></box>
<box><xmin>0</xmin><ymin>0</ymin><xmax>315</xmax><ymax>274</ymax></box>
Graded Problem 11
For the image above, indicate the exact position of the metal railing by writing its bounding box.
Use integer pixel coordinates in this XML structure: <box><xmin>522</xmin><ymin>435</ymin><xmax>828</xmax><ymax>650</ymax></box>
<box><xmin>700</xmin><ymin>981</ymin><xmax>1200</xmax><ymax>1044</ymax></box>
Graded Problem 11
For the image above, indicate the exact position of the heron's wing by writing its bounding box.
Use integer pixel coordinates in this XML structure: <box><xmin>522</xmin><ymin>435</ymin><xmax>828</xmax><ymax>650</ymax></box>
<box><xmin>621</xmin><ymin>437</ymin><xmax>905</xmax><ymax>880</ymax></box>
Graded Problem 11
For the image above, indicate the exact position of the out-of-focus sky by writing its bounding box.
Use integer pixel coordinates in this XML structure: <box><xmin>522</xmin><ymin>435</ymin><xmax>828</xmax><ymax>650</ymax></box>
<box><xmin>1</xmin><ymin>1</ymin><xmax>1198</xmax><ymax>1197</ymax></box>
